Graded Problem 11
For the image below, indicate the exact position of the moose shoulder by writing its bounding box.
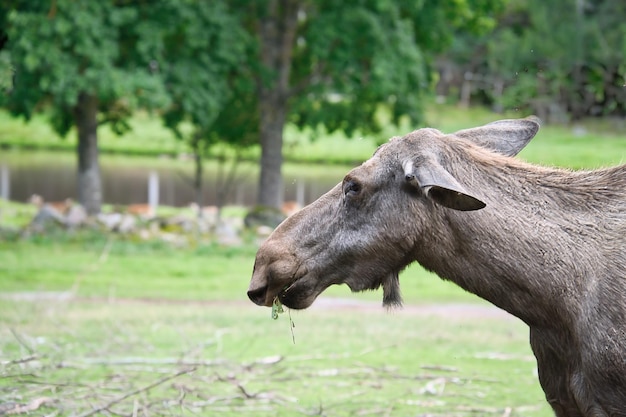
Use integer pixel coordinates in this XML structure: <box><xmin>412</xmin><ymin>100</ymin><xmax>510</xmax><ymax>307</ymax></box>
<box><xmin>247</xmin><ymin>117</ymin><xmax>626</xmax><ymax>416</ymax></box>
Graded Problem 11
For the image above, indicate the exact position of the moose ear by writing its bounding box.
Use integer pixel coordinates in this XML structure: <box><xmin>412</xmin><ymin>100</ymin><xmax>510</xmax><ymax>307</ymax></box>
<box><xmin>403</xmin><ymin>160</ymin><xmax>486</xmax><ymax>211</ymax></box>
<box><xmin>454</xmin><ymin>116</ymin><xmax>541</xmax><ymax>157</ymax></box>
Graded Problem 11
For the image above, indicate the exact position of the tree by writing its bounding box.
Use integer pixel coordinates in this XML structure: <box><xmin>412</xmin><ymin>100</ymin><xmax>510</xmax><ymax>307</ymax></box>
<box><xmin>1</xmin><ymin>1</ymin><xmax>177</xmax><ymax>214</ymax></box>
<box><xmin>439</xmin><ymin>0</ymin><xmax>626</xmax><ymax>120</ymax></box>
<box><xmin>228</xmin><ymin>0</ymin><xmax>504</xmax><ymax>209</ymax></box>
<box><xmin>157</xmin><ymin>1</ymin><xmax>252</xmax><ymax>217</ymax></box>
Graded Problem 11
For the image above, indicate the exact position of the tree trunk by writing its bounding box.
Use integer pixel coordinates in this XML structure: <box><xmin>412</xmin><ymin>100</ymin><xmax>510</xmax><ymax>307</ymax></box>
<box><xmin>258</xmin><ymin>96</ymin><xmax>287</xmax><ymax>208</ymax></box>
<box><xmin>255</xmin><ymin>0</ymin><xmax>299</xmax><ymax>209</ymax></box>
<box><xmin>74</xmin><ymin>92</ymin><xmax>102</xmax><ymax>215</ymax></box>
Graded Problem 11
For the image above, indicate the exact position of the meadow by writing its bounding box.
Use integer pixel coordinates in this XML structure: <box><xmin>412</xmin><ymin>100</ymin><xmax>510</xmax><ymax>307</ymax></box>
<box><xmin>1</xmin><ymin>234</ymin><xmax>549</xmax><ymax>416</ymax></box>
<box><xmin>2</xmin><ymin>105</ymin><xmax>625</xmax><ymax>416</ymax></box>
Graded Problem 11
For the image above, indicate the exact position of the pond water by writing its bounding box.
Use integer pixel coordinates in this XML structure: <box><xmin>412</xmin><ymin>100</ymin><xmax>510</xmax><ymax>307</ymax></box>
<box><xmin>0</xmin><ymin>150</ymin><xmax>352</xmax><ymax>208</ymax></box>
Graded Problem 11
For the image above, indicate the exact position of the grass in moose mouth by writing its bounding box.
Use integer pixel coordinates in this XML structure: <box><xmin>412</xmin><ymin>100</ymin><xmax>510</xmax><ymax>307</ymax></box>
<box><xmin>272</xmin><ymin>296</ymin><xmax>285</xmax><ymax>320</ymax></box>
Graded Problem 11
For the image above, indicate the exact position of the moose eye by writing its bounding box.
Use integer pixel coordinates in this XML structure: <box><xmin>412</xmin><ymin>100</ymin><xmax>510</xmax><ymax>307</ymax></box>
<box><xmin>343</xmin><ymin>179</ymin><xmax>361</xmax><ymax>197</ymax></box>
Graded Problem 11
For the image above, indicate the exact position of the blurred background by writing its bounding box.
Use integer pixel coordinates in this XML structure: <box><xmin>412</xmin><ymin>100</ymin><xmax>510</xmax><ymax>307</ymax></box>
<box><xmin>0</xmin><ymin>1</ymin><xmax>624</xmax><ymax>416</ymax></box>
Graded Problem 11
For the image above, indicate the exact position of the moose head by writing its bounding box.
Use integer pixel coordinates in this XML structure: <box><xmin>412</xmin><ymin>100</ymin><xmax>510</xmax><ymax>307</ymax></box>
<box><xmin>247</xmin><ymin>117</ymin><xmax>540</xmax><ymax>310</ymax></box>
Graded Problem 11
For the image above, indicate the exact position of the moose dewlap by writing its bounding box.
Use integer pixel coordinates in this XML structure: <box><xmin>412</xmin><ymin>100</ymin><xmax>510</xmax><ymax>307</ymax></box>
<box><xmin>247</xmin><ymin>116</ymin><xmax>626</xmax><ymax>415</ymax></box>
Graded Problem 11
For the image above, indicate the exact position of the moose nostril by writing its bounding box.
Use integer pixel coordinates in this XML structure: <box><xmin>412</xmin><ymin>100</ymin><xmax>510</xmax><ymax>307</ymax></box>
<box><xmin>247</xmin><ymin>285</ymin><xmax>268</xmax><ymax>306</ymax></box>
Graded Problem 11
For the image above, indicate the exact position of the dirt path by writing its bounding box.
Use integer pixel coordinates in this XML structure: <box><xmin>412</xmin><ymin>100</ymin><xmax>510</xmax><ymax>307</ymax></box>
<box><xmin>2</xmin><ymin>291</ymin><xmax>516</xmax><ymax>321</ymax></box>
<box><xmin>311</xmin><ymin>297</ymin><xmax>516</xmax><ymax>320</ymax></box>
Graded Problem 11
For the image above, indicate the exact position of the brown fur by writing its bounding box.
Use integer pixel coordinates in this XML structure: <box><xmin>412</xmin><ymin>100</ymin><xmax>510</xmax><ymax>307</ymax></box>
<box><xmin>247</xmin><ymin>117</ymin><xmax>626</xmax><ymax>416</ymax></box>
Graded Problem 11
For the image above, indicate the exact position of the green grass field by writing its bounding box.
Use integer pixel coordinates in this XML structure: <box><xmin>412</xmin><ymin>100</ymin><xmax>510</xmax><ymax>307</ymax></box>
<box><xmin>2</xmin><ymin>104</ymin><xmax>625</xmax><ymax>416</ymax></box>
<box><xmin>0</xmin><ymin>226</ymin><xmax>562</xmax><ymax>417</ymax></box>
<box><xmin>0</xmin><ymin>231</ymin><xmax>478</xmax><ymax>304</ymax></box>
<box><xmin>0</xmin><ymin>225</ymin><xmax>556</xmax><ymax>416</ymax></box>
<box><xmin>0</xmin><ymin>297</ymin><xmax>551</xmax><ymax>416</ymax></box>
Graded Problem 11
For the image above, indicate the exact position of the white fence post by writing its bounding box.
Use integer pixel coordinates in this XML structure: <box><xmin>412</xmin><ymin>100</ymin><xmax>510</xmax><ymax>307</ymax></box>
<box><xmin>148</xmin><ymin>170</ymin><xmax>159</xmax><ymax>213</ymax></box>
<box><xmin>0</xmin><ymin>164</ymin><xmax>9</xmax><ymax>201</ymax></box>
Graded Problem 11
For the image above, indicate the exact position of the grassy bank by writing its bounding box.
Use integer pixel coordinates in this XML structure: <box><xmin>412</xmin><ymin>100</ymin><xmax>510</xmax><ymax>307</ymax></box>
<box><xmin>1</xmin><ymin>104</ymin><xmax>625</xmax><ymax>167</ymax></box>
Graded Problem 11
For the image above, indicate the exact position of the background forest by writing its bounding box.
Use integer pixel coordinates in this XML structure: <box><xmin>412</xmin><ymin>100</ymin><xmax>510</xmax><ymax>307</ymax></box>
<box><xmin>1</xmin><ymin>0</ymin><xmax>624</xmax><ymax>214</ymax></box>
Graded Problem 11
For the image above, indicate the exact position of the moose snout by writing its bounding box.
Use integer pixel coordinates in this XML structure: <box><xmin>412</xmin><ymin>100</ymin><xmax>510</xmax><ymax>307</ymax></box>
<box><xmin>248</xmin><ymin>243</ymin><xmax>303</xmax><ymax>307</ymax></box>
<box><xmin>247</xmin><ymin>283</ymin><xmax>269</xmax><ymax>306</ymax></box>
<box><xmin>248</xmin><ymin>260</ymin><xmax>272</xmax><ymax>306</ymax></box>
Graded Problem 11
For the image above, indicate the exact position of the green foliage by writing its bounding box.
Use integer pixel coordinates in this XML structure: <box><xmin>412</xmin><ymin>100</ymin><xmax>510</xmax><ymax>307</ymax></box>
<box><xmin>1</xmin><ymin>1</ymin><xmax>253</xmax><ymax>213</ymax></box>
<box><xmin>289</xmin><ymin>2</ymin><xmax>422</xmax><ymax>135</ymax></box>
<box><xmin>2</xmin><ymin>1</ymin><xmax>253</xmax><ymax>142</ymax></box>
<box><xmin>286</xmin><ymin>0</ymin><xmax>506</xmax><ymax>136</ymax></box>
<box><xmin>0</xmin><ymin>0</ymin><xmax>514</xmax><ymax>211</ymax></box>
<box><xmin>410</xmin><ymin>0</ymin><xmax>505</xmax><ymax>51</ymax></box>
<box><xmin>223</xmin><ymin>0</ymin><xmax>507</xmax><ymax>207</ymax></box>
<box><xmin>2</xmin><ymin>1</ymin><xmax>171</xmax><ymax>136</ymax></box>
<box><xmin>0</xmin><ymin>51</ymin><xmax>12</xmax><ymax>91</ymax></box>
<box><xmin>483</xmin><ymin>0</ymin><xmax>625</xmax><ymax>118</ymax></box>
<box><xmin>159</xmin><ymin>1</ymin><xmax>253</xmax><ymax>148</ymax></box>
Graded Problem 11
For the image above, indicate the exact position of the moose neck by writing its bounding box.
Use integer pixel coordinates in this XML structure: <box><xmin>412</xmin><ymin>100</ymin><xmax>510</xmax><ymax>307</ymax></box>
<box><xmin>412</xmin><ymin>161</ymin><xmax>622</xmax><ymax>328</ymax></box>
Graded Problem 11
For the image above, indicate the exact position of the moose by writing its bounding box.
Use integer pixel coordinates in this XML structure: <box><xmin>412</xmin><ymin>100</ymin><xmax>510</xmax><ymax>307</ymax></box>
<box><xmin>247</xmin><ymin>117</ymin><xmax>626</xmax><ymax>416</ymax></box>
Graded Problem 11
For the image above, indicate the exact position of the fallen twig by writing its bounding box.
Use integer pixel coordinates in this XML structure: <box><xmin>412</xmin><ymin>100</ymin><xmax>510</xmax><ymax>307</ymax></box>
<box><xmin>237</xmin><ymin>383</ymin><xmax>256</xmax><ymax>399</ymax></box>
<box><xmin>0</xmin><ymin>397</ymin><xmax>54</xmax><ymax>415</ymax></box>
<box><xmin>76</xmin><ymin>367</ymin><xmax>196</xmax><ymax>417</ymax></box>
<box><xmin>420</xmin><ymin>364</ymin><xmax>458</xmax><ymax>372</ymax></box>
<box><xmin>69</xmin><ymin>357</ymin><xmax>224</xmax><ymax>367</ymax></box>
<box><xmin>1</xmin><ymin>355</ymin><xmax>38</xmax><ymax>366</ymax></box>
